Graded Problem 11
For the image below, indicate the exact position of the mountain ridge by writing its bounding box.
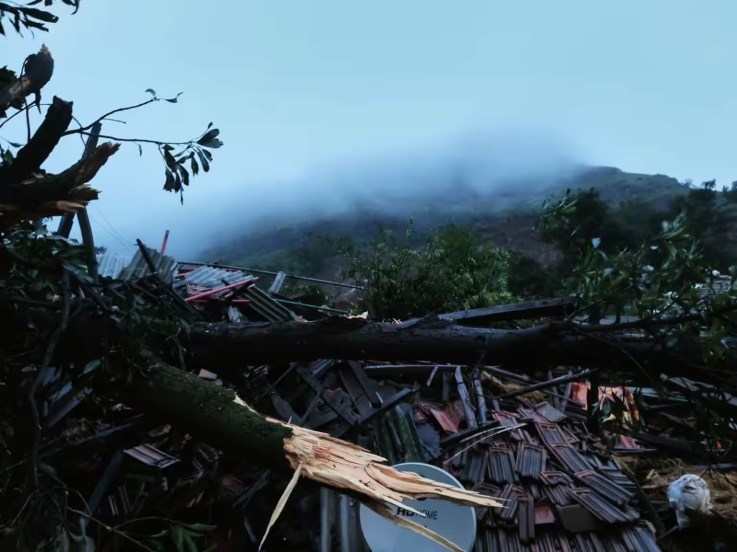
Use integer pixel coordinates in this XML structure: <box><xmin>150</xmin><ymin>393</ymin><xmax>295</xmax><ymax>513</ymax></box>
<box><xmin>201</xmin><ymin>166</ymin><xmax>688</xmax><ymax>278</ymax></box>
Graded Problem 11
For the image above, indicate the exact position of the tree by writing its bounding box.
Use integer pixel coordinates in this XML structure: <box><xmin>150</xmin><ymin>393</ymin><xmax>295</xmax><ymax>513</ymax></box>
<box><xmin>665</xmin><ymin>180</ymin><xmax>734</xmax><ymax>270</ymax></box>
<box><xmin>340</xmin><ymin>221</ymin><xmax>513</xmax><ymax>319</ymax></box>
<box><xmin>0</xmin><ymin>7</ymin><xmax>500</xmax><ymax>551</ymax></box>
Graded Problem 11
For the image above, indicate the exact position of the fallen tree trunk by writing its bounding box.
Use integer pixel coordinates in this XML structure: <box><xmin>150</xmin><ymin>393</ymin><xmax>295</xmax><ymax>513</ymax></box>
<box><xmin>122</xmin><ymin>355</ymin><xmax>502</xmax><ymax>551</ymax></box>
<box><xmin>189</xmin><ymin>317</ymin><xmax>705</xmax><ymax>381</ymax></box>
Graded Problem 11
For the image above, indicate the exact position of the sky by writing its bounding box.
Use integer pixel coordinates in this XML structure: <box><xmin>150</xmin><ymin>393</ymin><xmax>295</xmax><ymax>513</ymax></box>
<box><xmin>3</xmin><ymin>0</ymin><xmax>737</xmax><ymax>257</ymax></box>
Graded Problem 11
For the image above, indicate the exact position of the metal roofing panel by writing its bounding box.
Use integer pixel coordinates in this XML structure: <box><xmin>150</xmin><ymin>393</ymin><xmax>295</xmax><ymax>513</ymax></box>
<box><xmin>97</xmin><ymin>253</ymin><xmax>133</xmax><ymax>279</ymax></box>
<box><xmin>176</xmin><ymin>265</ymin><xmax>252</xmax><ymax>288</ymax></box>
<box><xmin>244</xmin><ymin>285</ymin><xmax>298</xmax><ymax>322</ymax></box>
<box><xmin>117</xmin><ymin>246</ymin><xmax>177</xmax><ymax>284</ymax></box>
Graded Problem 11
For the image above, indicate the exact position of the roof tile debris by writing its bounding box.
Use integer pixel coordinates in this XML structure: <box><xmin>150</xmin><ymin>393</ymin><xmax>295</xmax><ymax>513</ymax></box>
<box><xmin>79</xmin><ymin>249</ymin><xmax>669</xmax><ymax>550</ymax></box>
<box><xmin>419</xmin><ymin>400</ymin><xmax>659</xmax><ymax>551</ymax></box>
<box><xmin>515</xmin><ymin>443</ymin><xmax>547</xmax><ymax>479</ymax></box>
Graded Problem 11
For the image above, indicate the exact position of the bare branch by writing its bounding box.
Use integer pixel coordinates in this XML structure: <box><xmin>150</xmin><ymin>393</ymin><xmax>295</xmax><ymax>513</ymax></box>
<box><xmin>62</xmin><ymin>97</ymin><xmax>158</xmax><ymax>136</ymax></box>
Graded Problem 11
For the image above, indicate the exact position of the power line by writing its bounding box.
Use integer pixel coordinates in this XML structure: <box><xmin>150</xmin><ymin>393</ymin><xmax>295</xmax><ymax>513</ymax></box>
<box><xmin>89</xmin><ymin>206</ymin><xmax>132</xmax><ymax>249</ymax></box>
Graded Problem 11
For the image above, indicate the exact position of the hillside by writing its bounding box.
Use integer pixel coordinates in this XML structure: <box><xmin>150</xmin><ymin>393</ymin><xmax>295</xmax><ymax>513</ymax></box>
<box><xmin>201</xmin><ymin>166</ymin><xmax>688</xmax><ymax>278</ymax></box>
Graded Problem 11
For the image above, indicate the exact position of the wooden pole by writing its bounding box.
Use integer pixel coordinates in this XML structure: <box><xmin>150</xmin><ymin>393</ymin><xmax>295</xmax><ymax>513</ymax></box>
<box><xmin>160</xmin><ymin>229</ymin><xmax>170</xmax><ymax>253</ymax></box>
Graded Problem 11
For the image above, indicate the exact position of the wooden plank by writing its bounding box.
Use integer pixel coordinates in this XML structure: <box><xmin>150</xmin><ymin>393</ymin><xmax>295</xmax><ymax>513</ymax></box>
<box><xmin>347</xmin><ymin>360</ymin><xmax>382</xmax><ymax>407</ymax></box>
<box><xmin>297</xmin><ymin>367</ymin><xmax>360</xmax><ymax>426</ymax></box>
<box><xmin>409</xmin><ymin>297</ymin><xmax>575</xmax><ymax>325</ymax></box>
<box><xmin>455</xmin><ymin>366</ymin><xmax>478</xmax><ymax>429</ymax></box>
<box><xmin>268</xmin><ymin>391</ymin><xmax>303</xmax><ymax>425</ymax></box>
<box><xmin>338</xmin><ymin>365</ymin><xmax>374</xmax><ymax>417</ymax></box>
<box><xmin>357</xmin><ymin>386</ymin><xmax>417</xmax><ymax>426</ymax></box>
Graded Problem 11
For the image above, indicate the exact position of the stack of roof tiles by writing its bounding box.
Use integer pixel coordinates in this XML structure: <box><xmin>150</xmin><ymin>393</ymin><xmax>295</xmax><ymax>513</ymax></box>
<box><xmin>441</xmin><ymin>404</ymin><xmax>660</xmax><ymax>552</ymax></box>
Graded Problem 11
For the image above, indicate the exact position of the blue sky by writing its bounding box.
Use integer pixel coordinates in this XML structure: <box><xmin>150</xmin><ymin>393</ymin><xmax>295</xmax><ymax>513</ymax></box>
<box><xmin>3</xmin><ymin>0</ymin><xmax>737</xmax><ymax>256</ymax></box>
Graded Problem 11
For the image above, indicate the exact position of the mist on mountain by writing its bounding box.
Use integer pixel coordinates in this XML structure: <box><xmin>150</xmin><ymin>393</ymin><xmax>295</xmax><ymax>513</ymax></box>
<box><xmin>193</xmin><ymin>128</ymin><xmax>588</xmax><ymax>259</ymax></box>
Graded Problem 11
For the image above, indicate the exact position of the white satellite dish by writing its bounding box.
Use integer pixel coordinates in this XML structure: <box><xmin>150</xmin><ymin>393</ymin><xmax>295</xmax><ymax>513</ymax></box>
<box><xmin>359</xmin><ymin>462</ymin><xmax>477</xmax><ymax>552</ymax></box>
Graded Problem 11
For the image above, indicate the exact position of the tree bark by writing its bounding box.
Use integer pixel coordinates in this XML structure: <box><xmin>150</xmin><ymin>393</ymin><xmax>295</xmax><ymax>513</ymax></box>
<box><xmin>188</xmin><ymin>317</ymin><xmax>704</xmax><ymax>382</ymax></box>
<box><xmin>127</xmin><ymin>355</ymin><xmax>294</xmax><ymax>474</ymax></box>
<box><xmin>0</xmin><ymin>140</ymin><xmax>119</xmax><ymax>225</ymax></box>
<box><xmin>117</xmin><ymin>354</ymin><xmax>502</xmax><ymax>551</ymax></box>
<box><xmin>0</xmin><ymin>96</ymin><xmax>72</xmax><ymax>187</ymax></box>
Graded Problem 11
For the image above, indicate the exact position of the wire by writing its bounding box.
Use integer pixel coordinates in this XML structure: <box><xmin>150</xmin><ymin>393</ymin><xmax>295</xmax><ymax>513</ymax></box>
<box><xmin>88</xmin><ymin>207</ymin><xmax>132</xmax><ymax>250</ymax></box>
<box><xmin>91</xmin><ymin>205</ymin><xmax>132</xmax><ymax>244</ymax></box>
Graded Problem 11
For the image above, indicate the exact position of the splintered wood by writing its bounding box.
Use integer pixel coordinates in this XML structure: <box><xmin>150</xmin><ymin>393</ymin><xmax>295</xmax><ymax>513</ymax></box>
<box><xmin>271</xmin><ymin>414</ymin><xmax>503</xmax><ymax>551</ymax></box>
<box><xmin>0</xmin><ymin>143</ymin><xmax>119</xmax><ymax>221</ymax></box>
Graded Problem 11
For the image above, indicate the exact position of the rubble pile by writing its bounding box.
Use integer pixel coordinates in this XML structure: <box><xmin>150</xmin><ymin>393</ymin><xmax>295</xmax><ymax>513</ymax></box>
<box><xmin>7</xmin><ymin>245</ymin><xmax>736</xmax><ymax>551</ymax></box>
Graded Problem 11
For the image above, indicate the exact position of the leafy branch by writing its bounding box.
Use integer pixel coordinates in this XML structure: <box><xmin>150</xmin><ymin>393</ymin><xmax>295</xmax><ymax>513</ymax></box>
<box><xmin>0</xmin><ymin>0</ymin><xmax>79</xmax><ymax>36</ymax></box>
<box><xmin>71</xmin><ymin>89</ymin><xmax>222</xmax><ymax>202</ymax></box>
<box><xmin>2</xmin><ymin>88</ymin><xmax>223</xmax><ymax>203</ymax></box>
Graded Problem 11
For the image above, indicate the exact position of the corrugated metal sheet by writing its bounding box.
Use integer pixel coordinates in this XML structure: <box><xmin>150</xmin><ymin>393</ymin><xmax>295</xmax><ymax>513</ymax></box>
<box><xmin>174</xmin><ymin>264</ymin><xmax>299</xmax><ymax>322</ymax></box>
<box><xmin>97</xmin><ymin>253</ymin><xmax>133</xmax><ymax>279</ymax></box>
<box><xmin>244</xmin><ymin>285</ymin><xmax>299</xmax><ymax>322</ymax></box>
<box><xmin>174</xmin><ymin>266</ymin><xmax>251</xmax><ymax>289</ymax></box>
<box><xmin>118</xmin><ymin>246</ymin><xmax>177</xmax><ymax>284</ymax></box>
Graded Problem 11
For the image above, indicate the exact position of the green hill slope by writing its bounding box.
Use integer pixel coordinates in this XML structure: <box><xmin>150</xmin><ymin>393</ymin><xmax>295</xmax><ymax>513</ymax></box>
<box><xmin>201</xmin><ymin>166</ymin><xmax>689</xmax><ymax>279</ymax></box>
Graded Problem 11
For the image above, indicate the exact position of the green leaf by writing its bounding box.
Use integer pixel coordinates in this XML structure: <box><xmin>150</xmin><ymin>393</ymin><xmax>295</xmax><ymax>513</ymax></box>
<box><xmin>183</xmin><ymin>531</ymin><xmax>198</xmax><ymax>552</ymax></box>
<box><xmin>201</xmin><ymin>138</ymin><xmax>223</xmax><ymax>149</ymax></box>
<box><xmin>171</xmin><ymin>526</ymin><xmax>185</xmax><ymax>552</ymax></box>
<box><xmin>197</xmin><ymin>128</ymin><xmax>223</xmax><ymax>149</ymax></box>
<box><xmin>178</xmin><ymin>164</ymin><xmax>190</xmax><ymax>186</ymax></box>
<box><xmin>145</xmin><ymin>88</ymin><xmax>157</xmax><ymax>98</ymax></box>
<box><xmin>195</xmin><ymin>149</ymin><xmax>210</xmax><ymax>172</ymax></box>
<box><xmin>163</xmin><ymin>149</ymin><xmax>178</xmax><ymax>171</ymax></box>
<box><xmin>165</xmin><ymin>92</ymin><xmax>183</xmax><ymax>103</ymax></box>
<box><xmin>22</xmin><ymin>8</ymin><xmax>58</xmax><ymax>23</ymax></box>
<box><xmin>163</xmin><ymin>169</ymin><xmax>175</xmax><ymax>191</ymax></box>
<box><xmin>180</xmin><ymin>523</ymin><xmax>216</xmax><ymax>533</ymax></box>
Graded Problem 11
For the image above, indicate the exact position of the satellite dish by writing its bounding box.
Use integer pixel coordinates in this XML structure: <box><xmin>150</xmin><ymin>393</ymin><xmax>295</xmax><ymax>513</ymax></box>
<box><xmin>359</xmin><ymin>462</ymin><xmax>477</xmax><ymax>552</ymax></box>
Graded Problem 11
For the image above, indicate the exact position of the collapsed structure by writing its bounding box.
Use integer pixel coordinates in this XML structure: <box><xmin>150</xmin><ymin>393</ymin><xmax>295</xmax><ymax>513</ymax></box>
<box><xmin>2</xmin><ymin>46</ymin><xmax>735</xmax><ymax>551</ymax></box>
<box><xmin>70</xmin><ymin>246</ymin><xmax>730</xmax><ymax>550</ymax></box>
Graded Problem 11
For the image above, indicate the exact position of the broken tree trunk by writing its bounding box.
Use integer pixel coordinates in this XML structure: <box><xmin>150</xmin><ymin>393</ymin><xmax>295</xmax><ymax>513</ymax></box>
<box><xmin>0</xmin><ymin>93</ymin><xmax>119</xmax><ymax>226</ymax></box>
<box><xmin>122</xmin><ymin>357</ymin><xmax>502</xmax><ymax>551</ymax></box>
<box><xmin>189</xmin><ymin>317</ymin><xmax>708</xmax><ymax>382</ymax></box>
<box><xmin>0</xmin><ymin>96</ymin><xmax>72</xmax><ymax>186</ymax></box>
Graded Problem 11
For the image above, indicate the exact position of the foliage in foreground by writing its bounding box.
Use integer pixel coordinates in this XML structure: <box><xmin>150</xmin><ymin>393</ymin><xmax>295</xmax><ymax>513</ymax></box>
<box><xmin>0</xmin><ymin>0</ymin><xmax>78</xmax><ymax>36</ymax></box>
<box><xmin>538</xmin><ymin>193</ymin><xmax>737</xmax><ymax>441</ymax></box>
